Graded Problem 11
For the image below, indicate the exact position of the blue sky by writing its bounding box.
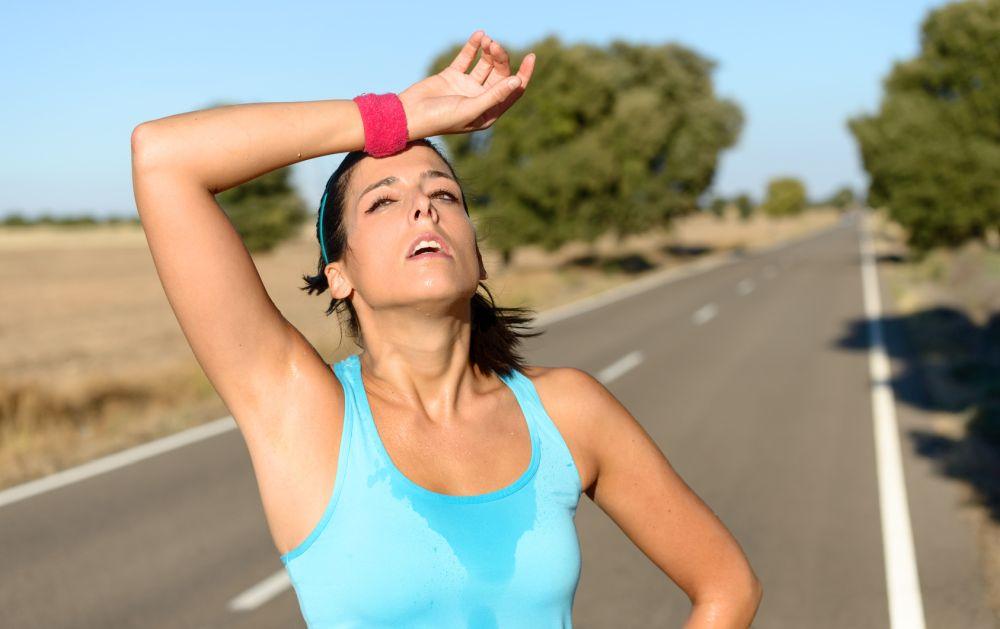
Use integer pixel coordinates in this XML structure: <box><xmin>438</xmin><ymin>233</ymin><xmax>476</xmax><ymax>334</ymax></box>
<box><xmin>2</xmin><ymin>0</ymin><xmax>948</xmax><ymax>217</ymax></box>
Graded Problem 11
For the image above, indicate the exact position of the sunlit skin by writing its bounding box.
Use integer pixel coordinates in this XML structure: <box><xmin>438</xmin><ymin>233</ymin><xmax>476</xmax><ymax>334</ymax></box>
<box><xmin>131</xmin><ymin>28</ymin><xmax>762</xmax><ymax>628</ymax></box>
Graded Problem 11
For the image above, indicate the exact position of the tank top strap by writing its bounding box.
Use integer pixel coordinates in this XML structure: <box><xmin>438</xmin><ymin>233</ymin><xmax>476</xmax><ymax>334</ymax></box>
<box><xmin>335</xmin><ymin>353</ymin><xmax>391</xmax><ymax>450</ymax></box>
<box><xmin>332</xmin><ymin>354</ymin><xmax>360</xmax><ymax>405</ymax></box>
<box><xmin>501</xmin><ymin>366</ymin><xmax>584</xmax><ymax>499</ymax></box>
<box><xmin>497</xmin><ymin>367</ymin><xmax>543</xmax><ymax>419</ymax></box>
<box><xmin>332</xmin><ymin>354</ymin><xmax>371</xmax><ymax>455</ymax></box>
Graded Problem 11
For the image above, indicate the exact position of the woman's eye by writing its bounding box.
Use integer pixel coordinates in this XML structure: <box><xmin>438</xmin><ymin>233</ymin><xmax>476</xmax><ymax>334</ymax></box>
<box><xmin>366</xmin><ymin>197</ymin><xmax>393</xmax><ymax>213</ymax></box>
<box><xmin>365</xmin><ymin>190</ymin><xmax>458</xmax><ymax>213</ymax></box>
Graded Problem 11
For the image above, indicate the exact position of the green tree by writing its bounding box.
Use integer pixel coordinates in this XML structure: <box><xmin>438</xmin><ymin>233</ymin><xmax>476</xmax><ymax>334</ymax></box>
<box><xmin>708</xmin><ymin>196</ymin><xmax>727</xmax><ymax>218</ymax></box>
<box><xmin>827</xmin><ymin>186</ymin><xmax>855</xmax><ymax>209</ymax></box>
<box><xmin>215</xmin><ymin>167</ymin><xmax>308</xmax><ymax>253</ymax></box>
<box><xmin>207</xmin><ymin>101</ymin><xmax>309</xmax><ymax>253</ymax></box>
<box><xmin>848</xmin><ymin>0</ymin><xmax>1000</xmax><ymax>252</ymax></box>
<box><xmin>428</xmin><ymin>35</ymin><xmax>743</xmax><ymax>264</ymax></box>
<box><xmin>760</xmin><ymin>177</ymin><xmax>807</xmax><ymax>217</ymax></box>
<box><xmin>734</xmin><ymin>193</ymin><xmax>754</xmax><ymax>220</ymax></box>
<box><xmin>2</xmin><ymin>211</ymin><xmax>29</xmax><ymax>226</ymax></box>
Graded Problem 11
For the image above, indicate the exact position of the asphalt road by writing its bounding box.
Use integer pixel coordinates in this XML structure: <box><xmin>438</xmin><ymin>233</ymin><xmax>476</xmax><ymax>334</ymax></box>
<box><xmin>2</xmin><ymin>211</ymin><xmax>994</xmax><ymax>628</ymax></box>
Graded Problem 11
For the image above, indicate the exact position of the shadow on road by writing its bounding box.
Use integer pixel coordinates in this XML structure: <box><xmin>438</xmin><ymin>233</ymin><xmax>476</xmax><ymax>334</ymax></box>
<box><xmin>834</xmin><ymin>307</ymin><xmax>1000</xmax><ymax>522</ymax></box>
<box><xmin>567</xmin><ymin>251</ymin><xmax>662</xmax><ymax>274</ymax></box>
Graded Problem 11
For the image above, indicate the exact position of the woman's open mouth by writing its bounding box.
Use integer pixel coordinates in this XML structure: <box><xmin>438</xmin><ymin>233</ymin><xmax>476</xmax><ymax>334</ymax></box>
<box><xmin>405</xmin><ymin>232</ymin><xmax>453</xmax><ymax>260</ymax></box>
<box><xmin>406</xmin><ymin>249</ymin><xmax>452</xmax><ymax>260</ymax></box>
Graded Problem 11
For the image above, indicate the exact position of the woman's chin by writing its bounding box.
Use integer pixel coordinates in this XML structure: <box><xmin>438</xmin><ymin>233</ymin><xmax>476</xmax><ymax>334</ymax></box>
<box><xmin>400</xmin><ymin>278</ymin><xmax>479</xmax><ymax>306</ymax></box>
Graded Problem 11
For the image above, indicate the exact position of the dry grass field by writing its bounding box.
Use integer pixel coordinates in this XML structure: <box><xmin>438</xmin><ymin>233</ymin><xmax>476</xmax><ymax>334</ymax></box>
<box><xmin>0</xmin><ymin>206</ymin><xmax>842</xmax><ymax>489</ymax></box>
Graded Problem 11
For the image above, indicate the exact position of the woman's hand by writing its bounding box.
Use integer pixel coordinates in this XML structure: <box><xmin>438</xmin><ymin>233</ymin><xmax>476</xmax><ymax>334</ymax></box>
<box><xmin>399</xmin><ymin>30</ymin><xmax>536</xmax><ymax>140</ymax></box>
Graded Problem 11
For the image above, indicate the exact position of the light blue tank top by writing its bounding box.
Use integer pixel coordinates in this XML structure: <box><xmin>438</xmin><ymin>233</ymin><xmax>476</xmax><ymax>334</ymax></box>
<box><xmin>280</xmin><ymin>353</ymin><xmax>584</xmax><ymax>628</ymax></box>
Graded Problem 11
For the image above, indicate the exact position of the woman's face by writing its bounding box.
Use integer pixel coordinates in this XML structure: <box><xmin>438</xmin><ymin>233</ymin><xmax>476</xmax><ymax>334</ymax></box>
<box><xmin>330</xmin><ymin>144</ymin><xmax>487</xmax><ymax>315</ymax></box>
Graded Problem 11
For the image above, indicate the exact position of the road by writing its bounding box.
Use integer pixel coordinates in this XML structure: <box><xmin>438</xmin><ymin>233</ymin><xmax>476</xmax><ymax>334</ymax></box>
<box><xmin>1</xmin><ymin>210</ymin><xmax>994</xmax><ymax>628</ymax></box>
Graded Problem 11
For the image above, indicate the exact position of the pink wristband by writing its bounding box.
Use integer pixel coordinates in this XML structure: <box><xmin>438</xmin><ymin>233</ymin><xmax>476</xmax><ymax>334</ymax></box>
<box><xmin>352</xmin><ymin>92</ymin><xmax>409</xmax><ymax>157</ymax></box>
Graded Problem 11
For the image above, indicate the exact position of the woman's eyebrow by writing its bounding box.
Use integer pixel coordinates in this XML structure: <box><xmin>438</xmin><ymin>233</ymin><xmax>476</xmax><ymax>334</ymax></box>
<box><xmin>357</xmin><ymin>176</ymin><xmax>398</xmax><ymax>204</ymax></box>
<box><xmin>356</xmin><ymin>170</ymin><xmax>457</xmax><ymax>205</ymax></box>
<box><xmin>420</xmin><ymin>169</ymin><xmax>455</xmax><ymax>184</ymax></box>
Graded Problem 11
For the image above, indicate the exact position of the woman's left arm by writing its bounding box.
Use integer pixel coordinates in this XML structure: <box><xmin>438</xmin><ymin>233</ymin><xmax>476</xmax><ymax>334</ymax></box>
<box><xmin>551</xmin><ymin>367</ymin><xmax>763</xmax><ymax>627</ymax></box>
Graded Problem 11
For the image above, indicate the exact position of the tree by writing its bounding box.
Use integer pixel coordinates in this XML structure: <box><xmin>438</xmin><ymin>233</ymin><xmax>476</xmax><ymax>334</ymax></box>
<box><xmin>708</xmin><ymin>196</ymin><xmax>727</xmax><ymax>218</ymax></box>
<box><xmin>734</xmin><ymin>193</ymin><xmax>754</xmax><ymax>220</ymax></box>
<box><xmin>428</xmin><ymin>35</ymin><xmax>743</xmax><ymax>264</ymax></box>
<box><xmin>215</xmin><ymin>167</ymin><xmax>308</xmax><ymax>253</ymax></box>
<box><xmin>827</xmin><ymin>186</ymin><xmax>855</xmax><ymax>209</ymax></box>
<box><xmin>848</xmin><ymin>0</ymin><xmax>1000</xmax><ymax>252</ymax></box>
<box><xmin>207</xmin><ymin>101</ymin><xmax>309</xmax><ymax>253</ymax></box>
<box><xmin>760</xmin><ymin>177</ymin><xmax>807</xmax><ymax>217</ymax></box>
<box><xmin>2</xmin><ymin>211</ymin><xmax>29</xmax><ymax>226</ymax></box>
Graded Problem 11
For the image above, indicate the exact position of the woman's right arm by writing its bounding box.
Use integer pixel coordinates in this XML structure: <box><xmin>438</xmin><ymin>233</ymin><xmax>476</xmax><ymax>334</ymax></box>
<box><xmin>130</xmin><ymin>30</ymin><xmax>533</xmax><ymax>432</ymax></box>
<box><xmin>130</xmin><ymin>99</ymin><xmax>366</xmax><ymax>427</ymax></box>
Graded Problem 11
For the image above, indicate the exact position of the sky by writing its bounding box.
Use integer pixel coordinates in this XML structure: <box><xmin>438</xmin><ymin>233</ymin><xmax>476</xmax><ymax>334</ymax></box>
<box><xmin>2</xmin><ymin>0</ymin><xmax>950</xmax><ymax>218</ymax></box>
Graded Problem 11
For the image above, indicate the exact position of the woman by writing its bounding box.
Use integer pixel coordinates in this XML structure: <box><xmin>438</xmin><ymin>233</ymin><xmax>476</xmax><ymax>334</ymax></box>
<box><xmin>131</xmin><ymin>29</ymin><xmax>761</xmax><ymax>628</ymax></box>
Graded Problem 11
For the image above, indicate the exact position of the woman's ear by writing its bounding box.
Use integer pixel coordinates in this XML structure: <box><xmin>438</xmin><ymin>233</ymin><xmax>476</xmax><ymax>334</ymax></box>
<box><xmin>326</xmin><ymin>263</ymin><xmax>354</xmax><ymax>299</ymax></box>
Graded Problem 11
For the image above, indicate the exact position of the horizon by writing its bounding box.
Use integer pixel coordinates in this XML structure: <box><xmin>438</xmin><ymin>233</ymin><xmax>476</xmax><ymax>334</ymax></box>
<box><xmin>2</xmin><ymin>0</ymin><xmax>948</xmax><ymax>218</ymax></box>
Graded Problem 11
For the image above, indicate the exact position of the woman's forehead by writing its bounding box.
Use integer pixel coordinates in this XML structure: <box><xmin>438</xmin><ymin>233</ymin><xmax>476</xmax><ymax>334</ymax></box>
<box><xmin>352</xmin><ymin>146</ymin><xmax>451</xmax><ymax>189</ymax></box>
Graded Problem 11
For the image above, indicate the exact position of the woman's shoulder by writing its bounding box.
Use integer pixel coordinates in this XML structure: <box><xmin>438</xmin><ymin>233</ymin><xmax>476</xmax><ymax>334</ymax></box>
<box><xmin>518</xmin><ymin>364</ymin><xmax>620</xmax><ymax>429</ymax></box>
<box><xmin>517</xmin><ymin>363</ymin><xmax>605</xmax><ymax>395</ymax></box>
<box><xmin>516</xmin><ymin>363</ymin><xmax>607</xmax><ymax>430</ymax></box>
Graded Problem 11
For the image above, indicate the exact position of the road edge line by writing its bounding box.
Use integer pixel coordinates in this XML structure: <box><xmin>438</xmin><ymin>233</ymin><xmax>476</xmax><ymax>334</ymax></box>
<box><xmin>0</xmin><ymin>416</ymin><xmax>237</xmax><ymax>508</ymax></box>
<box><xmin>859</xmin><ymin>210</ymin><xmax>927</xmax><ymax>629</ymax></box>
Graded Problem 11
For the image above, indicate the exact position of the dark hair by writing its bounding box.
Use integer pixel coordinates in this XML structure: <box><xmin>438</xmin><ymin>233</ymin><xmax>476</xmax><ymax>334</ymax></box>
<box><xmin>300</xmin><ymin>138</ymin><xmax>543</xmax><ymax>378</ymax></box>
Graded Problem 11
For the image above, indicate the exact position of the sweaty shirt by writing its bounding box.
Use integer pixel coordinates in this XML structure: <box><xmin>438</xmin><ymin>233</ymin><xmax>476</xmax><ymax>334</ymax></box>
<box><xmin>280</xmin><ymin>353</ymin><xmax>584</xmax><ymax>628</ymax></box>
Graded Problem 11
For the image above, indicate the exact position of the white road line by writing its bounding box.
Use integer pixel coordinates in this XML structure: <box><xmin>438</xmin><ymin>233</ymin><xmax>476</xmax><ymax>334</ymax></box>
<box><xmin>737</xmin><ymin>278</ymin><xmax>755</xmax><ymax>296</ymax></box>
<box><xmin>859</xmin><ymin>212</ymin><xmax>926</xmax><ymax>629</ymax></box>
<box><xmin>0</xmin><ymin>416</ymin><xmax>237</xmax><ymax>508</ymax></box>
<box><xmin>228</xmin><ymin>569</ymin><xmax>292</xmax><ymax>612</ymax></box>
<box><xmin>596</xmin><ymin>351</ymin><xmax>644</xmax><ymax>384</ymax></box>
<box><xmin>532</xmin><ymin>220</ymin><xmax>842</xmax><ymax>329</ymax></box>
<box><xmin>691</xmin><ymin>303</ymin><xmax>718</xmax><ymax>325</ymax></box>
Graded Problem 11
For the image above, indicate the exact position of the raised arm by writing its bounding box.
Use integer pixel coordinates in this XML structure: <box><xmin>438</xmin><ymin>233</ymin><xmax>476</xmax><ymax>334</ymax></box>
<box><xmin>130</xmin><ymin>98</ymin><xmax>367</xmax><ymax>425</ymax></box>
<box><xmin>129</xmin><ymin>30</ymin><xmax>535</xmax><ymax>433</ymax></box>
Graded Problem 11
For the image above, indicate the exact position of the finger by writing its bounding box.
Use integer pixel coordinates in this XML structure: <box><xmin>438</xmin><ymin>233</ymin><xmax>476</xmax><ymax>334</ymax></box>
<box><xmin>515</xmin><ymin>52</ymin><xmax>535</xmax><ymax>96</ymax></box>
<box><xmin>469</xmin><ymin>35</ymin><xmax>495</xmax><ymax>83</ymax></box>
<box><xmin>485</xmin><ymin>52</ymin><xmax>534</xmax><ymax>112</ymax></box>
<box><xmin>491</xmin><ymin>41</ymin><xmax>512</xmax><ymax>77</ymax></box>
<box><xmin>462</xmin><ymin>75</ymin><xmax>522</xmax><ymax>125</ymax></box>
<box><xmin>481</xmin><ymin>54</ymin><xmax>533</xmax><ymax>120</ymax></box>
<box><xmin>468</xmin><ymin>36</ymin><xmax>493</xmax><ymax>83</ymax></box>
<box><xmin>448</xmin><ymin>30</ymin><xmax>485</xmax><ymax>73</ymax></box>
<box><xmin>514</xmin><ymin>52</ymin><xmax>536</xmax><ymax>90</ymax></box>
<box><xmin>482</xmin><ymin>40</ymin><xmax>512</xmax><ymax>87</ymax></box>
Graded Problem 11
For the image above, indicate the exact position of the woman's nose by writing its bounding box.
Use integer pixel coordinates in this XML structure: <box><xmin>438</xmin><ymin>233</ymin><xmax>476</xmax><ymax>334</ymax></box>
<box><xmin>412</xmin><ymin>194</ymin><xmax>438</xmax><ymax>221</ymax></box>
